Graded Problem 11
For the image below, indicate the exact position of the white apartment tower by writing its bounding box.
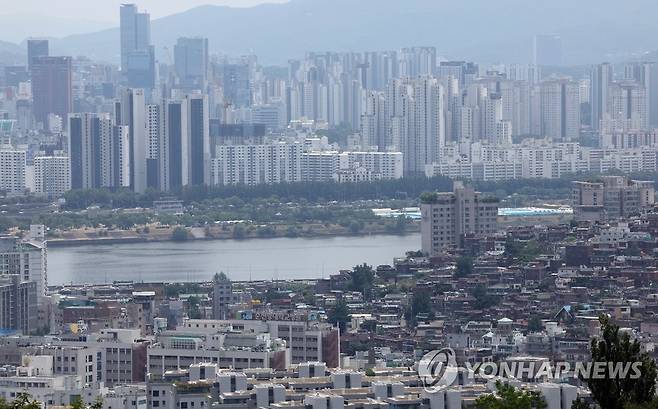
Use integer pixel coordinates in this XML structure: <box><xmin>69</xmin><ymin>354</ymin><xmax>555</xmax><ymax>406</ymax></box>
<box><xmin>33</xmin><ymin>154</ymin><xmax>71</xmax><ymax>199</ymax></box>
<box><xmin>0</xmin><ymin>147</ymin><xmax>26</xmax><ymax>196</ymax></box>
<box><xmin>540</xmin><ymin>79</ymin><xmax>580</xmax><ymax>141</ymax></box>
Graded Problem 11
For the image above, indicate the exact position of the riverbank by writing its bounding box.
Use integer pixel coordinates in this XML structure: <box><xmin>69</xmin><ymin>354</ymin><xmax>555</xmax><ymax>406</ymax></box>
<box><xmin>46</xmin><ymin>221</ymin><xmax>420</xmax><ymax>247</ymax></box>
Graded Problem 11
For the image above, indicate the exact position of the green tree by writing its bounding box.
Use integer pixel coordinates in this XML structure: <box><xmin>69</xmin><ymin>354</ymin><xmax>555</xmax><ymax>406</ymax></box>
<box><xmin>472</xmin><ymin>285</ymin><xmax>499</xmax><ymax>309</ymax></box>
<box><xmin>5</xmin><ymin>394</ymin><xmax>41</xmax><ymax>409</ymax></box>
<box><xmin>411</xmin><ymin>292</ymin><xmax>432</xmax><ymax>317</ymax></box>
<box><xmin>528</xmin><ymin>315</ymin><xmax>543</xmax><ymax>332</ymax></box>
<box><xmin>570</xmin><ymin>398</ymin><xmax>591</xmax><ymax>409</ymax></box>
<box><xmin>187</xmin><ymin>296</ymin><xmax>202</xmax><ymax>319</ymax></box>
<box><xmin>349</xmin><ymin>264</ymin><xmax>375</xmax><ymax>294</ymax></box>
<box><xmin>475</xmin><ymin>381</ymin><xmax>547</xmax><ymax>409</ymax></box>
<box><xmin>455</xmin><ymin>256</ymin><xmax>474</xmax><ymax>277</ymax></box>
<box><xmin>625</xmin><ymin>399</ymin><xmax>658</xmax><ymax>409</ymax></box>
<box><xmin>70</xmin><ymin>396</ymin><xmax>103</xmax><ymax>409</ymax></box>
<box><xmin>232</xmin><ymin>224</ymin><xmax>247</xmax><ymax>239</ymax></box>
<box><xmin>585</xmin><ymin>315</ymin><xmax>657</xmax><ymax>409</ymax></box>
<box><xmin>349</xmin><ymin>220</ymin><xmax>363</xmax><ymax>234</ymax></box>
<box><xmin>171</xmin><ymin>226</ymin><xmax>188</xmax><ymax>241</ymax></box>
<box><xmin>327</xmin><ymin>298</ymin><xmax>350</xmax><ymax>332</ymax></box>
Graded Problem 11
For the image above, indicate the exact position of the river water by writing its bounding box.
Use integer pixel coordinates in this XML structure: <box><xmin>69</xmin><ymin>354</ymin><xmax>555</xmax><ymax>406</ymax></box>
<box><xmin>47</xmin><ymin>233</ymin><xmax>421</xmax><ymax>285</ymax></box>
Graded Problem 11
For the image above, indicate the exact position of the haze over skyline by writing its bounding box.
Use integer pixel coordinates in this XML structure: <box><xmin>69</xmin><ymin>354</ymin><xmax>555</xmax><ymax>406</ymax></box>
<box><xmin>0</xmin><ymin>0</ymin><xmax>288</xmax><ymax>42</ymax></box>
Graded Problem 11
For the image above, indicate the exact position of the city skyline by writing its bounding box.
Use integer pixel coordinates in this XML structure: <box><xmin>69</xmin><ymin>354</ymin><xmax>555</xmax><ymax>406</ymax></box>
<box><xmin>0</xmin><ymin>0</ymin><xmax>656</xmax><ymax>66</ymax></box>
<box><xmin>1</xmin><ymin>2</ymin><xmax>658</xmax><ymax>409</ymax></box>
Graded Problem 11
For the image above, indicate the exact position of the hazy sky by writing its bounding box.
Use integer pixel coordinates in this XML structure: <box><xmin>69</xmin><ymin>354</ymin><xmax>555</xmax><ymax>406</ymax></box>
<box><xmin>0</xmin><ymin>0</ymin><xmax>289</xmax><ymax>42</ymax></box>
<box><xmin>0</xmin><ymin>0</ymin><xmax>288</xmax><ymax>21</ymax></box>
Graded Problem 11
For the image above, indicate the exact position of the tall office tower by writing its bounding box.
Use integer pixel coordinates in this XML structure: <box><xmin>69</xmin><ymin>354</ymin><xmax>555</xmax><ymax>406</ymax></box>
<box><xmin>26</xmin><ymin>39</ymin><xmax>49</xmax><ymax>72</ymax></box>
<box><xmin>31</xmin><ymin>56</ymin><xmax>72</xmax><ymax>128</ymax></box>
<box><xmin>605</xmin><ymin>81</ymin><xmax>648</xmax><ymax>132</ymax></box>
<box><xmin>220</xmin><ymin>63</ymin><xmax>251</xmax><ymax>107</ymax></box>
<box><xmin>160</xmin><ymin>100</ymin><xmax>189</xmax><ymax>191</ymax></box>
<box><xmin>124</xmin><ymin>47</ymin><xmax>156</xmax><ymax>90</ymax></box>
<box><xmin>33</xmin><ymin>154</ymin><xmax>71</xmax><ymax>199</ymax></box>
<box><xmin>120</xmin><ymin>4</ymin><xmax>154</xmax><ymax>90</ymax></box>
<box><xmin>0</xmin><ymin>147</ymin><xmax>26</xmax><ymax>196</ymax></box>
<box><xmin>411</xmin><ymin>77</ymin><xmax>445</xmax><ymax>175</ymax></box>
<box><xmin>420</xmin><ymin>182</ymin><xmax>499</xmax><ymax>255</ymax></box>
<box><xmin>120</xmin><ymin>4</ymin><xmax>151</xmax><ymax>72</ymax></box>
<box><xmin>174</xmin><ymin>37</ymin><xmax>209</xmax><ymax>91</ymax></box>
<box><xmin>540</xmin><ymin>79</ymin><xmax>580</xmax><ymax>141</ymax></box>
<box><xmin>533</xmin><ymin>34</ymin><xmax>563</xmax><ymax>67</ymax></box>
<box><xmin>118</xmin><ymin>88</ymin><xmax>147</xmax><ymax>193</ymax></box>
<box><xmin>145</xmin><ymin>104</ymin><xmax>161</xmax><ymax>189</ymax></box>
<box><xmin>360</xmin><ymin>91</ymin><xmax>386</xmax><ymax>150</ymax></box>
<box><xmin>590</xmin><ymin>63</ymin><xmax>613</xmax><ymax>130</ymax></box>
<box><xmin>625</xmin><ymin>62</ymin><xmax>658</xmax><ymax>127</ymax></box>
<box><xmin>68</xmin><ymin>113</ymin><xmax>115</xmax><ymax>190</ymax></box>
<box><xmin>187</xmin><ymin>94</ymin><xmax>210</xmax><ymax>186</ymax></box>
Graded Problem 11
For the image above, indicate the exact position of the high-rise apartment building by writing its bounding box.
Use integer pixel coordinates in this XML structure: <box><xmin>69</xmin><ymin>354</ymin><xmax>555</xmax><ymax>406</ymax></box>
<box><xmin>187</xmin><ymin>94</ymin><xmax>210</xmax><ymax>186</ymax></box>
<box><xmin>33</xmin><ymin>154</ymin><xmax>71</xmax><ymax>199</ymax></box>
<box><xmin>31</xmin><ymin>56</ymin><xmax>72</xmax><ymax>127</ymax></box>
<box><xmin>605</xmin><ymin>81</ymin><xmax>648</xmax><ymax>132</ymax></box>
<box><xmin>68</xmin><ymin>113</ymin><xmax>129</xmax><ymax>191</ymax></box>
<box><xmin>68</xmin><ymin>113</ymin><xmax>112</xmax><ymax>190</ymax></box>
<box><xmin>360</xmin><ymin>90</ymin><xmax>386</xmax><ymax>150</ymax></box>
<box><xmin>159</xmin><ymin>100</ymin><xmax>188</xmax><ymax>191</ymax></box>
<box><xmin>0</xmin><ymin>236</ymin><xmax>47</xmax><ymax>303</ymax></box>
<box><xmin>421</xmin><ymin>182</ymin><xmax>499</xmax><ymax>255</ymax></box>
<box><xmin>410</xmin><ymin>77</ymin><xmax>444</xmax><ymax>175</ymax></box>
<box><xmin>0</xmin><ymin>275</ymin><xmax>37</xmax><ymax>335</ymax></box>
<box><xmin>117</xmin><ymin>89</ymin><xmax>148</xmax><ymax>193</ymax></box>
<box><xmin>211</xmin><ymin>143</ymin><xmax>303</xmax><ymax>186</ymax></box>
<box><xmin>590</xmin><ymin>63</ymin><xmax>613</xmax><ymax>130</ymax></box>
<box><xmin>0</xmin><ymin>147</ymin><xmax>26</xmax><ymax>196</ymax></box>
<box><xmin>540</xmin><ymin>79</ymin><xmax>580</xmax><ymax>141</ymax></box>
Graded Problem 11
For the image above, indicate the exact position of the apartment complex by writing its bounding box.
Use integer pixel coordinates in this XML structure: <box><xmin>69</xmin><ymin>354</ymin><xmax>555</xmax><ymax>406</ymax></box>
<box><xmin>421</xmin><ymin>182</ymin><xmax>499</xmax><ymax>256</ymax></box>
<box><xmin>572</xmin><ymin>176</ymin><xmax>655</xmax><ymax>222</ymax></box>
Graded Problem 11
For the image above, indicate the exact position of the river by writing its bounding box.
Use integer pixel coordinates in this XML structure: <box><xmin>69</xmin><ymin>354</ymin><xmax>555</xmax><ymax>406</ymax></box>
<box><xmin>47</xmin><ymin>233</ymin><xmax>421</xmax><ymax>285</ymax></box>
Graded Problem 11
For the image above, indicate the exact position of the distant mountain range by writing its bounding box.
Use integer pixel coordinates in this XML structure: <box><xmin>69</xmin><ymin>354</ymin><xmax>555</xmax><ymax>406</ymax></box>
<box><xmin>0</xmin><ymin>41</ymin><xmax>26</xmax><ymax>66</ymax></box>
<box><xmin>5</xmin><ymin>0</ymin><xmax>658</xmax><ymax>66</ymax></box>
